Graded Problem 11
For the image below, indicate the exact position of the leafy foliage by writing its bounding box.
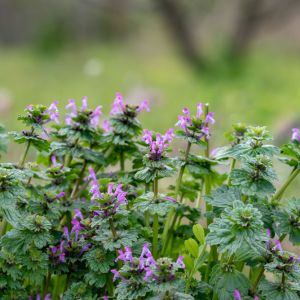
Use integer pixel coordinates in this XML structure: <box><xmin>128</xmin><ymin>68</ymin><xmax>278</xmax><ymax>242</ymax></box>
<box><xmin>0</xmin><ymin>98</ymin><xmax>299</xmax><ymax>300</ymax></box>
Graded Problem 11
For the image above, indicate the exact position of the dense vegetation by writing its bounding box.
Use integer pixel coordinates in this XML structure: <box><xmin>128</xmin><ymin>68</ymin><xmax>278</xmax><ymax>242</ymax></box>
<box><xmin>0</xmin><ymin>95</ymin><xmax>299</xmax><ymax>299</ymax></box>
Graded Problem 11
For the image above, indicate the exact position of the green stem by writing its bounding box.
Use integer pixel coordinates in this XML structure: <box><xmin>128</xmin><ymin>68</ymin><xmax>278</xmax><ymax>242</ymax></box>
<box><xmin>152</xmin><ymin>178</ymin><xmax>159</xmax><ymax>258</ymax></box>
<box><xmin>70</xmin><ymin>161</ymin><xmax>87</xmax><ymax>199</ymax></box>
<box><xmin>161</xmin><ymin>142</ymin><xmax>191</xmax><ymax>254</ymax></box>
<box><xmin>272</xmin><ymin>169</ymin><xmax>300</xmax><ymax>203</ymax></box>
<box><xmin>281</xmin><ymin>273</ymin><xmax>286</xmax><ymax>288</ymax></box>
<box><xmin>279</xmin><ymin>233</ymin><xmax>287</xmax><ymax>242</ymax></box>
<box><xmin>227</xmin><ymin>158</ymin><xmax>236</xmax><ymax>186</ymax></box>
<box><xmin>43</xmin><ymin>272</ymin><xmax>51</xmax><ymax>297</ymax></box>
<box><xmin>109</xmin><ymin>218</ymin><xmax>118</xmax><ymax>240</ymax></box>
<box><xmin>252</xmin><ymin>266</ymin><xmax>264</xmax><ymax>293</ymax></box>
<box><xmin>152</xmin><ymin>213</ymin><xmax>159</xmax><ymax>259</ymax></box>
<box><xmin>65</xmin><ymin>138</ymin><xmax>79</xmax><ymax>167</ymax></box>
<box><xmin>120</xmin><ymin>151</ymin><xmax>125</xmax><ymax>172</ymax></box>
<box><xmin>175</xmin><ymin>142</ymin><xmax>191</xmax><ymax>198</ymax></box>
<box><xmin>19</xmin><ymin>140</ymin><xmax>31</xmax><ymax>168</ymax></box>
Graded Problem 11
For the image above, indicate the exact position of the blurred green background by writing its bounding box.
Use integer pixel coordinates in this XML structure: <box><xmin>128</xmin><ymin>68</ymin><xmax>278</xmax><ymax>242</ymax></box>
<box><xmin>1</xmin><ymin>0</ymin><xmax>300</xmax><ymax>145</ymax></box>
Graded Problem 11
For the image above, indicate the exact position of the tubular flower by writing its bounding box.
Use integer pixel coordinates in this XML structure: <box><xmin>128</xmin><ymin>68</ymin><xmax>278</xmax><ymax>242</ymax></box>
<box><xmin>110</xmin><ymin>92</ymin><xmax>150</xmax><ymax>116</ymax></box>
<box><xmin>88</xmin><ymin>168</ymin><xmax>128</xmax><ymax>216</ymax></box>
<box><xmin>112</xmin><ymin>243</ymin><xmax>184</xmax><ymax>283</ymax></box>
<box><xmin>176</xmin><ymin>103</ymin><xmax>215</xmax><ymax>140</ymax></box>
<box><xmin>234</xmin><ymin>290</ymin><xmax>242</xmax><ymax>300</ymax></box>
<box><xmin>142</xmin><ymin>128</ymin><xmax>174</xmax><ymax>160</ymax></box>
<box><xmin>47</xmin><ymin>100</ymin><xmax>59</xmax><ymax>124</ymax></box>
<box><xmin>292</xmin><ymin>128</ymin><xmax>300</xmax><ymax>143</ymax></box>
<box><xmin>65</xmin><ymin>97</ymin><xmax>102</xmax><ymax>128</ymax></box>
<box><xmin>49</xmin><ymin>209</ymin><xmax>89</xmax><ymax>264</ymax></box>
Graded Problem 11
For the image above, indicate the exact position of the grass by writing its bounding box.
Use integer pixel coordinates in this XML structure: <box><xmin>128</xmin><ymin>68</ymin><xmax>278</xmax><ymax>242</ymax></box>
<box><xmin>0</xmin><ymin>42</ymin><xmax>300</xmax><ymax>162</ymax></box>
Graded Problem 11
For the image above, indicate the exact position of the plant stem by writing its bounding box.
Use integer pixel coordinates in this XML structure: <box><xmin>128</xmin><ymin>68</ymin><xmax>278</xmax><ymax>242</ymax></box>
<box><xmin>252</xmin><ymin>266</ymin><xmax>265</xmax><ymax>293</ymax></box>
<box><xmin>152</xmin><ymin>178</ymin><xmax>159</xmax><ymax>258</ymax></box>
<box><xmin>175</xmin><ymin>142</ymin><xmax>191</xmax><ymax>199</ymax></box>
<box><xmin>43</xmin><ymin>272</ymin><xmax>51</xmax><ymax>297</ymax></box>
<box><xmin>120</xmin><ymin>151</ymin><xmax>125</xmax><ymax>172</ymax></box>
<box><xmin>109</xmin><ymin>218</ymin><xmax>118</xmax><ymax>240</ymax></box>
<box><xmin>19</xmin><ymin>140</ymin><xmax>31</xmax><ymax>168</ymax></box>
<box><xmin>161</xmin><ymin>142</ymin><xmax>191</xmax><ymax>254</ymax></box>
<box><xmin>152</xmin><ymin>213</ymin><xmax>159</xmax><ymax>259</ymax></box>
<box><xmin>70</xmin><ymin>161</ymin><xmax>87</xmax><ymax>199</ymax></box>
<box><xmin>279</xmin><ymin>233</ymin><xmax>287</xmax><ymax>242</ymax></box>
<box><xmin>227</xmin><ymin>158</ymin><xmax>236</xmax><ymax>186</ymax></box>
<box><xmin>281</xmin><ymin>273</ymin><xmax>286</xmax><ymax>288</ymax></box>
<box><xmin>272</xmin><ymin>168</ymin><xmax>300</xmax><ymax>203</ymax></box>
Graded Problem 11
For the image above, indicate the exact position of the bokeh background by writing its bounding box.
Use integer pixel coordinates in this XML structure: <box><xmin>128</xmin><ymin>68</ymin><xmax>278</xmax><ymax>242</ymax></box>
<box><xmin>1</xmin><ymin>0</ymin><xmax>300</xmax><ymax>146</ymax></box>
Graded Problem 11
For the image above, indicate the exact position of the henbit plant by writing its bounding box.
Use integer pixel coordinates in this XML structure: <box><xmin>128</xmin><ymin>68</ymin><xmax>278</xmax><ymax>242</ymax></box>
<box><xmin>0</xmin><ymin>94</ymin><xmax>299</xmax><ymax>300</ymax></box>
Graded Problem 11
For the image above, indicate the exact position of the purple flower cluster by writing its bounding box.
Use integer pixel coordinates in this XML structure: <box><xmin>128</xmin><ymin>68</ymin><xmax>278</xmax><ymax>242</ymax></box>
<box><xmin>142</xmin><ymin>128</ymin><xmax>174</xmax><ymax>160</ymax></box>
<box><xmin>26</xmin><ymin>101</ymin><xmax>60</xmax><ymax>126</ymax></box>
<box><xmin>50</xmin><ymin>209</ymin><xmax>90</xmax><ymax>263</ymax></box>
<box><xmin>47</xmin><ymin>101</ymin><xmax>60</xmax><ymax>124</ymax></box>
<box><xmin>292</xmin><ymin>128</ymin><xmax>300</xmax><ymax>143</ymax></box>
<box><xmin>176</xmin><ymin>103</ymin><xmax>215</xmax><ymax>140</ymax></box>
<box><xmin>112</xmin><ymin>244</ymin><xmax>185</xmax><ymax>283</ymax></box>
<box><xmin>88</xmin><ymin>167</ymin><xmax>128</xmax><ymax>216</ymax></box>
<box><xmin>265</xmin><ymin>229</ymin><xmax>300</xmax><ymax>268</ymax></box>
<box><xmin>110</xmin><ymin>92</ymin><xmax>150</xmax><ymax>115</ymax></box>
<box><xmin>65</xmin><ymin>97</ymin><xmax>102</xmax><ymax>128</ymax></box>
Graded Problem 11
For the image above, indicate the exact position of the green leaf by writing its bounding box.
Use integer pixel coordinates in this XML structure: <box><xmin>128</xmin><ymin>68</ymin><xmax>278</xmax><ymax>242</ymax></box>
<box><xmin>210</xmin><ymin>264</ymin><xmax>250</xmax><ymax>300</ymax></box>
<box><xmin>183</xmin><ymin>254</ymin><xmax>194</xmax><ymax>272</ymax></box>
<box><xmin>192</xmin><ymin>224</ymin><xmax>205</xmax><ymax>244</ymax></box>
<box><xmin>185</xmin><ymin>238</ymin><xmax>199</xmax><ymax>258</ymax></box>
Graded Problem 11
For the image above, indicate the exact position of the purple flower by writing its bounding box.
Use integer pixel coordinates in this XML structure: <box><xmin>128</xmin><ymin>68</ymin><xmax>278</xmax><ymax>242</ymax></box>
<box><xmin>110</xmin><ymin>92</ymin><xmax>125</xmax><ymax>115</ymax></box>
<box><xmin>139</xmin><ymin>244</ymin><xmax>156</xmax><ymax>270</ymax></box>
<box><xmin>74</xmin><ymin>208</ymin><xmax>83</xmax><ymax>220</ymax></box>
<box><xmin>205</xmin><ymin>112</ymin><xmax>215</xmax><ymax>124</ymax></box>
<box><xmin>66</xmin><ymin>99</ymin><xmax>77</xmax><ymax>115</ymax></box>
<box><xmin>116</xmin><ymin>246</ymin><xmax>133</xmax><ymax>263</ymax></box>
<box><xmin>137</xmin><ymin>99</ymin><xmax>150</xmax><ymax>112</ymax></box>
<box><xmin>176</xmin><ymin>256</ymin><xmax>185</xmax><ymax>268</ymax></box>
<box><xmin>110</xmin><ymin>92</ymin><xmax>151</xmax><ymax>115</ymax></box>
<box><xmin>196</xmin><ymin>103</ymin><xmax>203</xmax><ymax>118</ymax></box>
<box><xmin>103</xmin><ymin>296</ymin><xmax>109</xmax><ymax>300</ymax></box>
<box><xmin>90</xmin><ymin>105</ymin><xmax>102</xmax><ymax>128</ymax></box>
<box><xmin>56</xmin><ymin>191</ymin><xmax>65</xmax><ymax>199</ymax></box>
<box><xmin>63</xmin><ymin>226</ymin><xmax>70</xmax><ymax>241</ymax></box>
<box><xmin>66</xmin><ymin>97</ymin><xmax>102</xmax><ymax>127</ymax></box>
<box><xmin>253</xmin><ymin>296</ymin><xmax>259</xmax><ymax>300</ymax></box>
<box><xmin>102</xmin><ymin>120</ymin><xmax>111</xmax><ymax>132</ymax></box>
<box><xmin>111</xmin><ymin>269</ymin><xmax>121</xmax><ymax>281</ymax></box>
<box><xmin>272</xmin><ymin>240</ymin><xmax>283</xmax><ymax>252</ymax></box>
<box><xmin>81</xmin><ymin>96</ymin><xmax>88</xmax><ymax>112</ymax></box>
<box><xmin>142</xmin><ymin>128</ymin><xmax>174</xmax><ymax>160</ymax></box>
<box><xmin>176</xmin><ymin>103</ymin><xmax>215</xmax><ymax>141</ymax></box>
<box><xmin>71</xmin><ymin>219</ymin><xmax>83</xmax><ymax>237</ymax></box>
<box><xmin>234</xmin><ymin>289</ymin><xmax>242</xmax><ymax>300</ymax></box>
<box><xmin>89</xmin><ymin>179</ymin><xmax>128</xmax><ymax>215</ymax></box>
<box><xmin>292</xmin><ymin>128</ymin><xmax>300</xmax><ymax>143</ymax></box>
<box><xmin>48</xmin><ymin>100</ymin><xmax>60</xmax><ymax>124</ymax></box>
<box><xmin>143</xmin><ymin>267</ymin><xmax>155</xmax><ymax>281</ymax></box>
<box><xmin>51</xmin><ymin>155</ymin><xmax>57</xmax><ymax>166</ymax></box>
<box><xmin>88</xmin><ymin>167</ymin><xmax>102</xmax><ymax>200</ymax></box>
<box><xmin>165</xmin><ymin>196</ymin><xmax>176</xmax><ymax>203</ymax></box>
